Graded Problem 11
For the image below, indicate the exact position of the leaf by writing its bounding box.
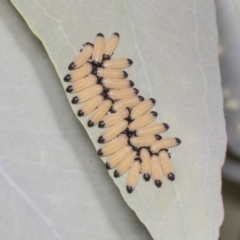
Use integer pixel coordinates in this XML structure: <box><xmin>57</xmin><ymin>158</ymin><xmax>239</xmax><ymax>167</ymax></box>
<box><xmin>8</xmin><ymin>0</ymin><xmax>226</xmax><ymax>239</ymax></box>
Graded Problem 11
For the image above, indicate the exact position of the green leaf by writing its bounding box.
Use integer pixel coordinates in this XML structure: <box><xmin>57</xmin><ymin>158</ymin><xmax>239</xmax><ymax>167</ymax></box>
<box><xmin>6</xmin><ymin>0</ymin><xmax>226</xmax><ymax>239</ymax></box>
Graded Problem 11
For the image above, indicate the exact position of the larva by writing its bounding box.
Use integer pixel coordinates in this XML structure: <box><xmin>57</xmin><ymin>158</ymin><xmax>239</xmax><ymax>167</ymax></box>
<box><xmin>92</xmin><ymin>33</ymin><xmax>105</xmax><ymax>67</ymax></box>
<box><xmin>140</xmin><ymin>148</ymin><xmax>151</xmax><ymax>181</ymax></box>
<box><xmin>150</xmin><ymin>138</ymin><xmax>181</xmax><ymax>153</ymax></box>
<box><xmin>98</xmin><ymin>134</ymin><xmax>128</xmax><ymax>157</ymax></box>
<box><xmin>126</xmin><ymin>158</ymin><xmax>141</xmax><ymax>193</ymax></box>
<box><xmin>151</xmin><ymin>154</ymin><xmax>163</xmax><ymax>188</ymax></box>
<box><xmin>64</xmin><ymin>62</ymin><xmax>92</xmax><ymax>82</ymax></box>
<box><xmin>66</xmin><ymin>74</ymin><xmax>97</xmax><ymax>93</ymax></box>
<box><xmin>103</xmin><ymin>32</ymin><xmax>119</xmax><ymax>61</ymax></box>
<box><xmin>106</xmin><ymin>88</ymin><xmax>139</xmax><ymax>100</ymax></box>
<box><xmin>71</xmin><ymin>84</ymin><xmax>103</xmax><ymax>104</ymax></box>
<box><xmin>98</xmin><ymin>120</ymin><xmax>128</xmax><ymax>143</ymax></box>
<box><xmin>130</xmin><ymin>135</ymin><xmax>161</xmax><ymax>149</ymax></box>
<box><xmin>159</xmin><ymin>149</ymin><xmax>175</xmax><ymax>181</ymax></box>
<box><xmin>128</xmin><ymin>111</ymin><xmax>158</xmax><ymax>131</ymax></box>
<box><xmin>77</xmin><ymin>95</ymin><xmax>104</xmax><ymax>116</ymax></box>
<box><xmin>101</xmin><ymin>58</ymin><xmax>133</xmax><ymax>69</ymax></box>
<box><xmin>99</xmin><ymin>78</ymin><xmax>134</xmax><ymax>89</ymax></box>
<box><xmin>130</xmin><ymin>98</ymin><xmax>155</xmax><ymax>120</ymax></box>
<box><xmin>92</xmin><ymin>68</ymin><xmax>128</xmax><ymax>79</ymax></box>
<box><xmin>68</xmin><ymin>42</ymin><xmax>94</xmax><ymax>70</ymax></box>
<box><xmin>64</xmin><ymin>32</ymin><xmax>182</xmax><ymax>194</ymax></box>
<box><xmin>136</xmin><ymin>123</ymin><xmax>169</xmax><ymax>137</ymax></box>
<box><xmin>98</xmin><ymin>108</ymin><xmax>130</xmax><ymax>128</ymax></box>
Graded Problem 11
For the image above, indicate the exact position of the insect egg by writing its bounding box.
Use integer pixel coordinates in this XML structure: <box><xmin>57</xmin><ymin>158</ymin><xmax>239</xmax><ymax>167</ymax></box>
<box><xmin>128</xmin><ymin>111</ymin><xmax>158</xmax><ymax>131</ymax></box>
<box><xmin>140</xmin><ymin>148</ymin><xmax>151</xmax><ymax>181</ymax></box>
<box><xmin>87</xmin><ymin>99</ymin><xmax>113</xmax><ymax>127</ymax></box>
<box><xmin>97</xmin><ymin>134</ymin><xmax>128</xmax><ymax>156</ymax></box>
<box><xmin>77</xmin><ymin>95</ymin><xmax>104</xmax><ymax>117</ymax></box>
<box><xmin>150</xmin><ymin>137</ymin><xmax>181</xmax><ymax>153</ymax></box>
<box><xmin>64</xmin><ymin>62</ymin><xmax>92</xmax><ymax>82</ymax></box>
<box><xmin>106</xmin><ymin>88</ymin><xmax>139</xmax><ymax>100</ymax></box>
<box><xmin>103</xmin><ymin>32</ymin><xmax>120</xmax><ymax>61</ymax></box>
<box><xmin>126</xmin><ymin>158</ymin><xmax>141</xmax><ymax>193</ymax></box>
<box><xmin>151</xmin><ymin>154</ymin><xmax>163</xmax><ymax>188</ymax></box>
<box><xmin>98</xmin><ymin>108</ymin><xmax>129</xmax><ymax>128</ymax></box>
<box><xmin>98</xmin><ymin>120</ymin><xmax>128</xmax><ymax>143</ymax></box>
<box><xmin>100</xmin><ymin>78</ymin><xmax>134</xmax><ymax>89</ymax></box>
<box><xmin>102</xmin><ymin>58</ymin><xmax>133</xmax><ymax>69</ymax></box>
<box><xmin>92</xmin><ymin>68</ymin><xmax>128</xmax><ymax>79</ymax></box>
<box><xmin>92</xmin><ymin>33</ymin><xmax>105</xmax><ymax>67</ymax></box>
<box><xmin>66</xmin><ymin>74</ymin><xmax>97</xmax><ymax>93</ymax></box>
<box><xmin>159</xmin><ymin>149</ymin><xmax>175</xmax><ymax>181</ymax></box>
<box><xmin>71</xmin><ymin>84</ymin><xmax>103</xmax><ymax>104</ymax></box>
<box><xmin>68</xmin><ymin>42</ymin><xmax>94</xmax><ymax>70</ymax></box>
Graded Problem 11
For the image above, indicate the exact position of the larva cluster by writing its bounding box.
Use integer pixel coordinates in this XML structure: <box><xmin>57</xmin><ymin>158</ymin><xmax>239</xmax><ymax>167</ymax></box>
<box><xmin>64</xmin><ymin>33</ymin><xmax>181</xmax><ymax>194</ymax></box>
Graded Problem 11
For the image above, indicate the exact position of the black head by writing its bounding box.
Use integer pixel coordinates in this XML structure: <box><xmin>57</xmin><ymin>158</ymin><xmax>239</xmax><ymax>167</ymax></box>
<box><xmin>133</xmin><ymin>88</ymin><xmax>139</xmax><ymax>95</ymax></box>
<box><xmin>97</xmin><ymin>149</ymin><xmax>103</xmax><ymax>156</ymax></box>
<box><xmin>97</xmin><ymin>33</ymin><xmax>104</xmax><ymax>37</ymax></box>
<box><xmin>168</xmin><ymin>173</ymin><xmax>175</xmax><ymax>181</ymax></box>
<box><xmin>138</xmin><ymin>96</ymin><xmax>144</xmax><ymax>101</ymax></box>
<box><xmin>123</xmin><ymin>71</ymin><xmax>128</xmax><ymax>78</ymax></box>
<box><xmin>105</xmin><ymin>162</ymin><xmax>111</xmax><ymax>170</ymax></box>
<box><xmin>126</xmin><ymin>186</ymin><xmax>133</xmax><ymax>194</ymax></box>
<box><xmin>163</xmin><ymin>123</ymin><xmax>169</xmax><ymax>130</ymax></box>
<box><xmin>143</xmin><ymin>173</ymin><xmax>151</xmax><ymax>181</ymax></box>
<box><xmin>150</xmin><ymin>98</ymin><xmax>156</xmax><ymax>104</ymax></box>
<box><xmin>155</xmin><ymin>180</ymin><xmax>162</xmax><ymax>188</ymax></box>
<box><xmin>98</xmin><ymin>136</ymin><xmax>105</xmax><ymax>144</ymax></box>
<box><xmin>114</xmin><ymin>170</ymin><xmax>119</xmax><ymax>178</ymax></box>
<box><xmin>151</xmin><ymin>111</ymin><xmax>158</xmax><ymax>117</ymax></box>
<box><xmin>66</xmin><ymin>85</ymin><xmax>73</xmax><ymax>93</ymax></box>
<box><xmin>77</xmin><ymin>110</ymin><xmax>84</xmax><ymax>117</ymax></box>
<box><xmin>64</xmin><ymin>74</ymin><xmax>71</xmax><ymax>82</ymax></box>
<box><xmin>129</xmin><ymin>80</ymin><xmax>134</xmax><ymax>87</ymax></box>
<box><xmin>71</xmin><ymin>96</ymin><xmax>79</xmax><ymax>104</ymax></box>
<box><xmin>127</xmin><ymin>59</ymin><xmax>133</xmax><ymax>66</ymax></box>
<box><xmin>175</xmin><ymin>138</ymin><xmax>181</xmax><ymax>145</ymax></box>
<box><xmin>68</xmin><ymin>62</ymin><xmax>76</xmax><ymax>70</ymax></box>
<box><xmin>98</xmin><ymin>121</ymin><xmax>105</xmax><ymax>128</ymax></box>
<box><xmin>113</xmin><ymin>32</ymin><xmax>120</xmax><ymax>37</ymax></box>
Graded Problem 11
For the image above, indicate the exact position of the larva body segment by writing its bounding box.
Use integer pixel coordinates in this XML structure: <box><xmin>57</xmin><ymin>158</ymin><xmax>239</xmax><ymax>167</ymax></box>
<box><xmin>150</xmin><ymin>138</ymin><xmax>181</xmax><ymax>153</ymax></box>
<box><xmin>130</xmin><ymin>135</ymin><xmax>160</xmax><ymax>148</ymax></box>
<box><xmin>77</xmin><ymin>95</ymin><xmax>104</xmax><ymax>117</ymax></box>
<box><xmin>71</xmin><ymin>84</ymin><xmax>103</xmax><ymax>104</ymax></box>
<box><xmin>126</xmin><ymin>158</ymin><xmax>141</xmax><ymax>193</ymax></box>
<box><xmin>100</xmin><ymin>78</ymin><xmax>134</xmax><ymax>89</ymax></box>
<box><xmin>98</xmin><ymin>134</ymin><xmax>128</xmax><ymax>156</ymax></box>
<box><xmin>151</xmin><ymin>154</ymin><xmax>163</xmax><ymax>187</ymax></box>
<box><xmin>68</xmin><ymin>43</ymin><xmax>94</xmax><ymax>70</ymax></box>
<box><xmin>92</xmin><ymin>33</ymin><xmax>105</xmax><ymax>66</ymax></box>
<box><xmin>103</xmin><ymin>32</ymin><xmax>119</xmax><ymax>61</ymax></box>
<box><xmin>106</xmin><ymin>145</ymin><xmax>132</xmax><ymax>169</ymax></box>
<box><xmin>98</xmin><ymin>109</ymin><xmax>129</xmax><ymax>128</ymax></box>
<box><xmin>87</xmin><ymin>99</ymin><xmax>112</xmax><ymax>127</ymax></box>
<box><xmin>128</xmin><ymin>111</ymin><xmax>158</xmax><ymax>131</ymax></box>
<box><xmin>114</xmin><ymin>150</ymin><xmax>137</xmax><ymax>178</ymax></box>
<box><xmin>107</xmin><ymin>88</ymin><xmax>138</xmax><ymax>100</ymax></box>
<box><xmin>102</xmin><ymin>58</ymin><xmax>133</xmax><ymax>69</ymax></box>
<box><xmin>140</xmin><ymin>148</ymin><xmax>151</xmax><ymax>181</ymax></box>
<box><xmin>131</xmin><ymin>99</ymin><xmax>155</xmax><ymax>120</ymax></box>
<box><xmin>94</xmin><ymin>68</ymin><xmax>128</xmax><ymax>79</ymax></box>
<box><xmin>136</xmin><ymin>123</ymin><xmax>169</xmax><ymax>137</ymax></box>
<box><xmin>98</xmin><ymin>120</ymin><xmax>128</xmax><ymax>143</ymax></box>
<box><xmin>159</xmin><ymin>150</ymin><xmax>175</xmax><ymax>181</ymax></box>
<box><xmin>66</xmin><ymin>74</ymin><xmax>97</xmax><ymax>93</ymax></box>
<box><xmin>64</xmin><ymin>62</ymin><xmax>92</xmax><ymax>82</ymax></box>
<box><xmin>111</xmin><ymin>95</ymin><xmax>144</xmax><ymax>113</ymax></box>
